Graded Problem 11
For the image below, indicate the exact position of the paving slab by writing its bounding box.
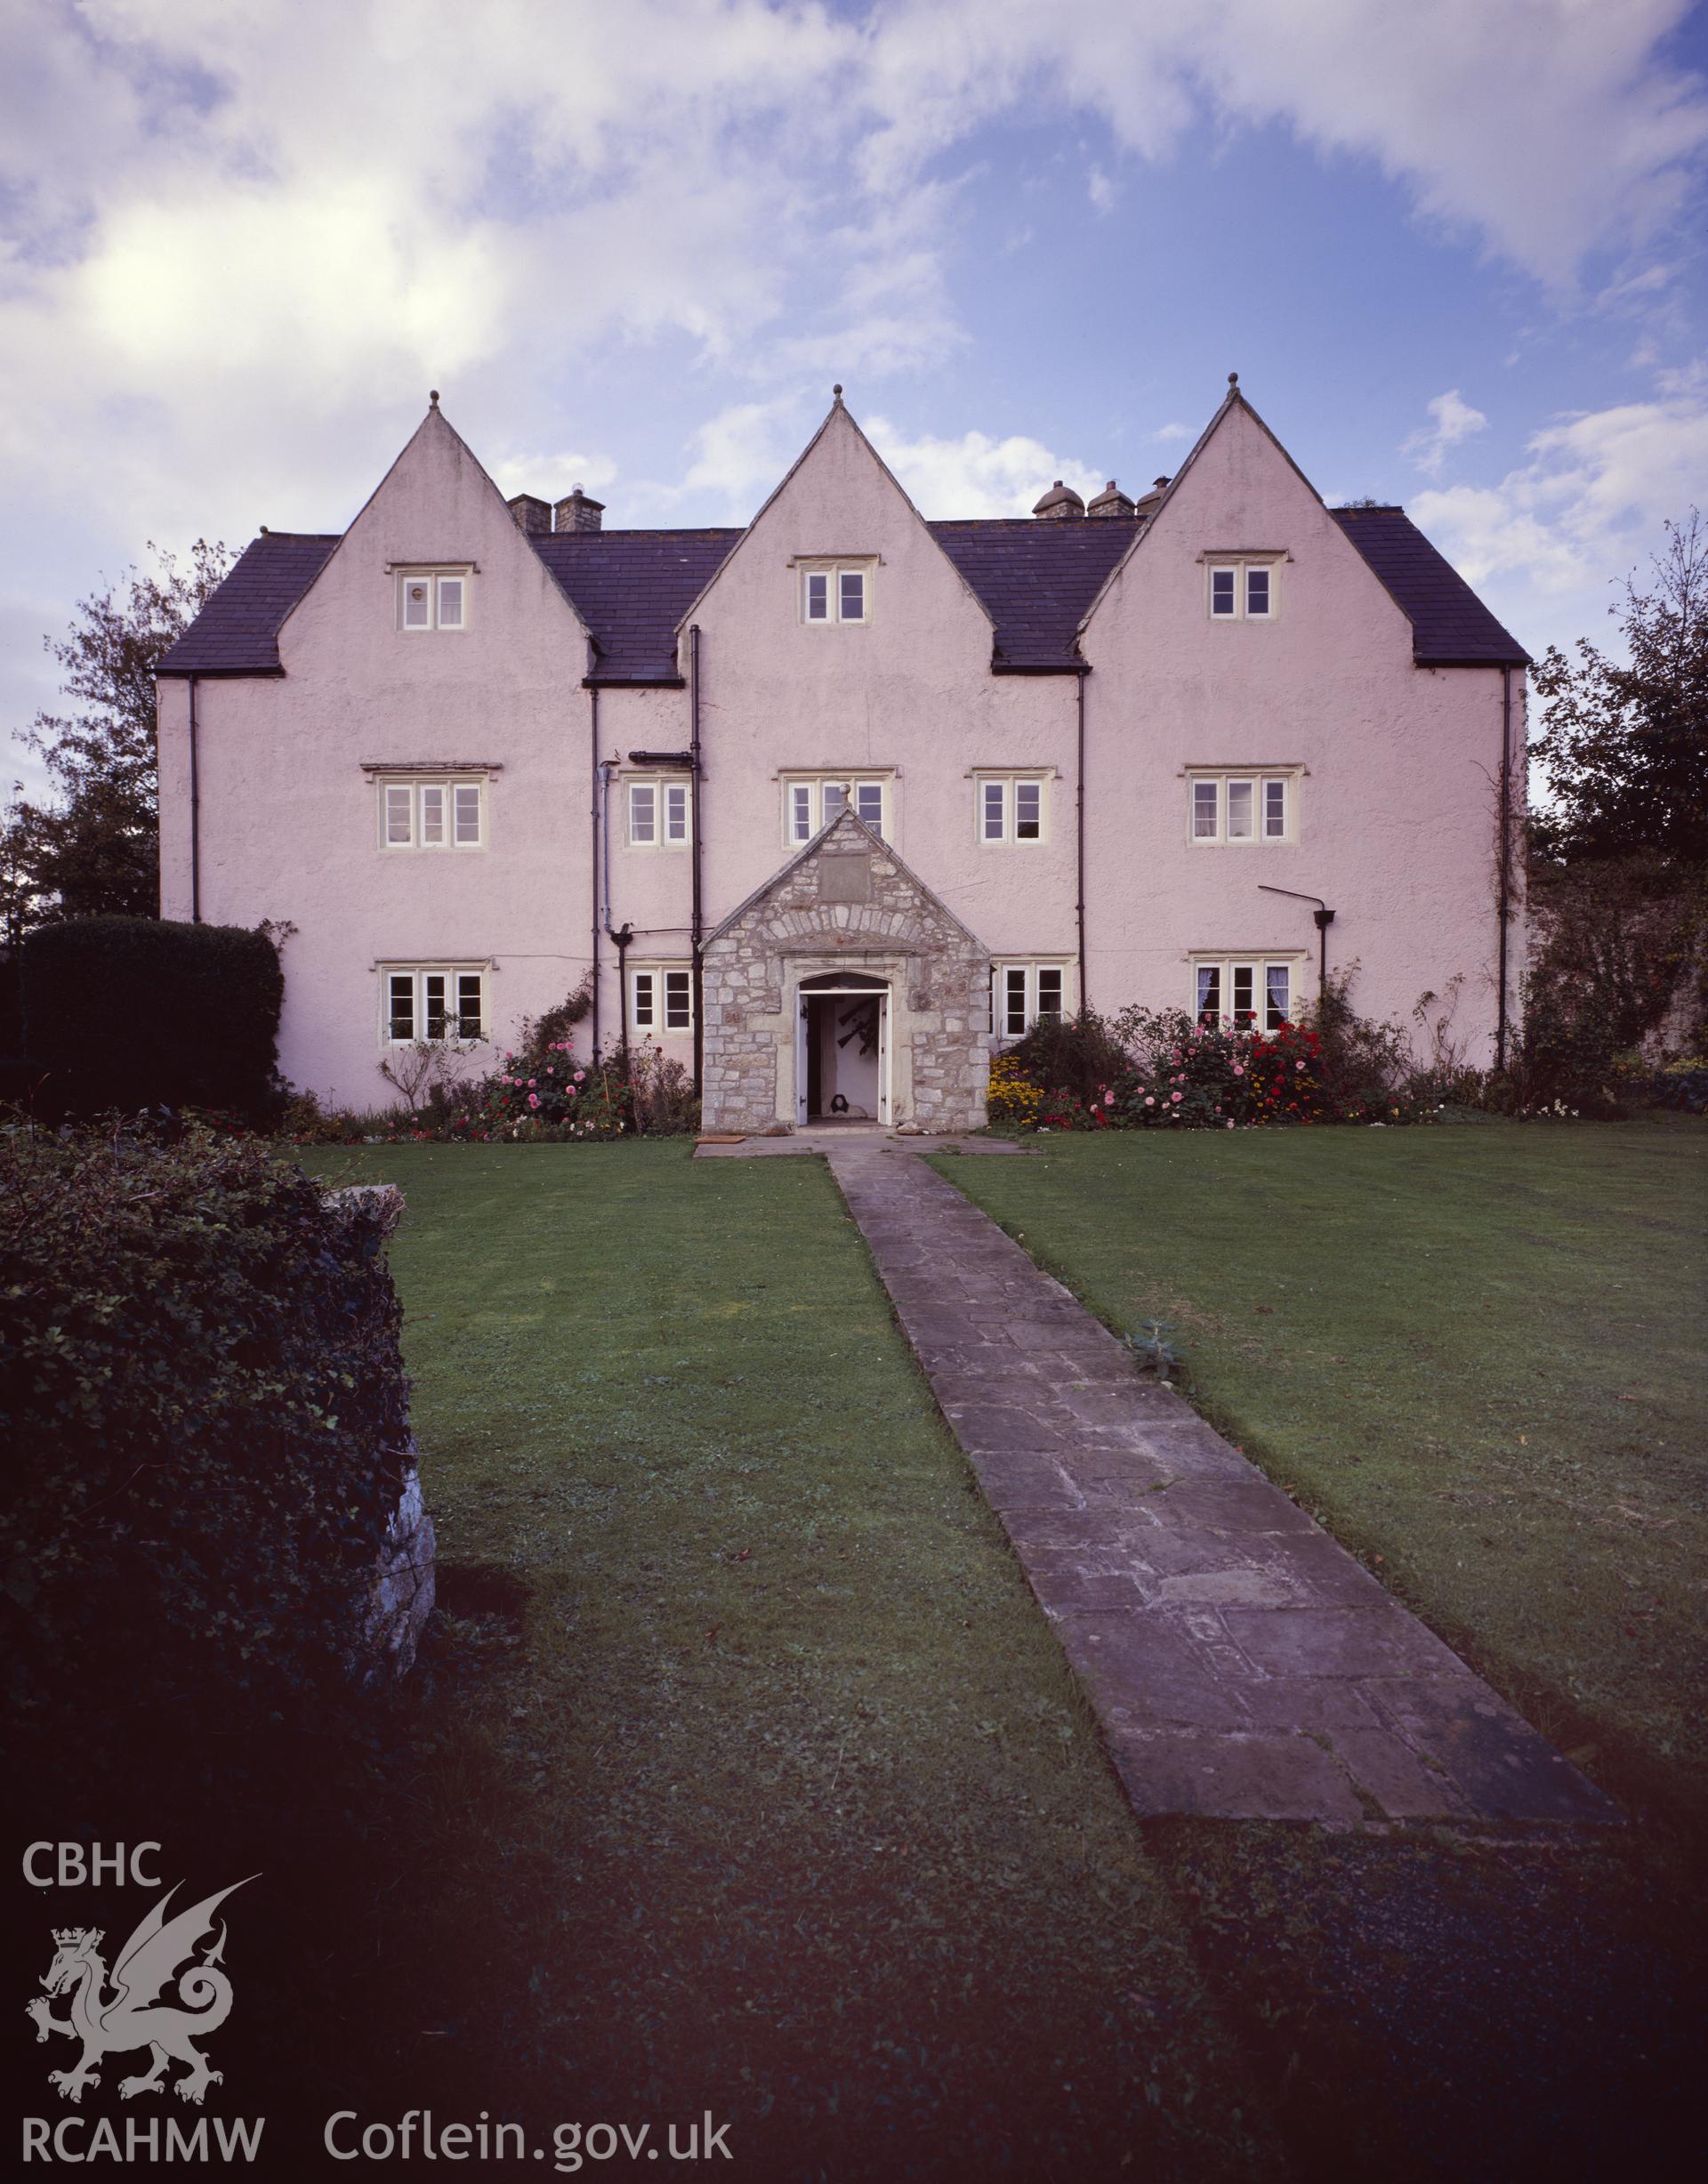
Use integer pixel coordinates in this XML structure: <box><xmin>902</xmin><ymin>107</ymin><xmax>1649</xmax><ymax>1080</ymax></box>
<box><xmin>824</xmin><ymin>1141</ymin><xmax>1621</xmax><ymax>1826</ymax></box>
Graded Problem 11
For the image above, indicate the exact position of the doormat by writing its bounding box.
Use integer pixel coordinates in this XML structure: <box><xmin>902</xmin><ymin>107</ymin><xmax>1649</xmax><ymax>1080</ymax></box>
<box><xmin>696</xmin><ymin>1132</ymin><xmax>748</xmax><ymax>1145</ymax></box>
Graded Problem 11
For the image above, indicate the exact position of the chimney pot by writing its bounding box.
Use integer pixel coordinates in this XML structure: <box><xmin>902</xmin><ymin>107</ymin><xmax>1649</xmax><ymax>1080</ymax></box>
<box><xmin>554</xmin><ymin>487</ymin><xmax>605</xmax><ymax>535</ymax></box>
<box><xmin>1031</xmin><ymin>479</ymin><xmax>1086</xmax><ymax>520</ymax></box>
<box><xmin>508</xmin><ymin>494</ymin><xmax>552</xmax><ymax>536</ymax></box>
<box><xmin>1087</xmin><ymin>478</ymin><xmax>1137</xmax><ymax>520</ymax></box>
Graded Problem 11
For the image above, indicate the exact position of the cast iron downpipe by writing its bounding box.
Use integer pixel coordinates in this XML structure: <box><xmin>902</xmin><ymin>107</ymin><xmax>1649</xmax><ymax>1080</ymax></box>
<box><xmin>589</xmin><ymin>676</ymin><xmax>600</xmax><ymax>1059</ymax></box>
<box><xmin>612</xmin><ymin>921</ymin><xmax>633</xmax><ymax>1069</ymax></box>
<box><xmin>188</xmin><ymin>675</ymin><xmax>202</xmax><ymax>923</ymax></box>
<box><xmin>1258</xmin><ymin>884</ymin><xmax>1335</xmax><ymax>999</ymax></box>
<box><xmin>689</xmin><ymin>623</ymin><xmax>705</xmax><ymax>1098</ymax></box>
<box><xmin>1495</xmin><ymin>665</ymin><xmax>1513</xmax><ymax>1072</ymax></box>
<box><xmin>594</xmin><ymin>737</ymin><xmax>635</xmax><ymax>1067</ymax></box>
<box><xmin>1075</xmin><ymin>668</ymin><xmax>1087</xmax><ymax>1011</ymax></box>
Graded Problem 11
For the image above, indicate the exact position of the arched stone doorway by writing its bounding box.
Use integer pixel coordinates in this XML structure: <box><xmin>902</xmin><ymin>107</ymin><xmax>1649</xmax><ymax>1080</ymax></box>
<box><xmin>797</xmin><ymin>971</ymin><xmax>889</xmax><ymax>1124</ymax></box>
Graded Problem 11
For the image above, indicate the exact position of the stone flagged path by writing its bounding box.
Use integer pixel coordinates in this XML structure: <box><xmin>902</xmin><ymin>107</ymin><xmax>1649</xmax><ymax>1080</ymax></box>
<box><xmin>769</xmin><ymin>1136</ymin><xmax>1618</xmax><ymax>1825</ymax></box>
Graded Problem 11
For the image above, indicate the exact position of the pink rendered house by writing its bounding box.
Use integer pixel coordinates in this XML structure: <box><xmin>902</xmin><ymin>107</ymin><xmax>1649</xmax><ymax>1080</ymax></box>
<box><xmin>157</xmin><ymin>378</ymin><xmax>1527</xmax><ymax>1130</ymax></box>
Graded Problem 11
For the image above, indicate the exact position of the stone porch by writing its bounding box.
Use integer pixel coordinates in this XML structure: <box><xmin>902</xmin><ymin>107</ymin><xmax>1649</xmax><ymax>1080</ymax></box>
<box><xmin>699</xmin><ymin>809</ymin><xmax>995</xmax><ymax>1134</ymax></box>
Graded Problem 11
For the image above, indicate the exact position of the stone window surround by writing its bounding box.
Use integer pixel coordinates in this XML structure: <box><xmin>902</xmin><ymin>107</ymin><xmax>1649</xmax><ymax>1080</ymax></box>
<box><xmin>1199</xmin><ymin>549</ymin><xmax>1289</xmax><ymax>623</ymax></box>
<box><xmin>973</xmin><ymin>770</ymin><xmax>1054</xmax><ymax>846</ymax></box>
<box><xmin>991</xmin><ymin>958</ymin><xmax>1074</xmax><ymax>1038</ymax></box>
<box><xmin>1185</xmin><ymin>766</ymin><xmax>1302</xmax><ymax>847</ymax></box>
<box><xmin>793</xmin><ymin>553</ymin><xmax>879</xmax><ymax>627</ymax></box>
<box><xmin>625</xmin><ymin>773</ymin><xmax>692</xmax><ymax>850</ymax></box>
<box><xmin>393</xmin><ymin>564</ymin><xmax>474</xmax><ymax>633</ymax></box>
<box><xmin>379</xmin><ymin>962</ymin><xmax>489</xmax><ymax>1044</ymax></box>
<box><xmin>1188</xmin><ymin>952</ymin><xmax>1304</xmax><ymax>1029</ymax></box>
<box><xmin>630</xmin><ymin>962</ymin><xmax>694</xmax><ymax>1034</ymax></box>
<box><xmin>375</xmin><ymin>771</ymin><xmax>489</xmax><ymax>852</ymax></box>
<box><xmin>777</xmin><ymin>770</ymin><xmax>894</xmax><ymax>845</ymax></box>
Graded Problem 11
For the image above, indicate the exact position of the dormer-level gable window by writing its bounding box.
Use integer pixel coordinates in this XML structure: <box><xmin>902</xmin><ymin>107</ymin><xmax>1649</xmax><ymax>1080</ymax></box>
<box><xmin>799</xmin><ymin>560</ymin><xmax>872</xmax><ymax>625</ymax></box>
<box><xmin>1204</xmin><ymin>556</ymin><xmax>1280</xmax><ymax>622</ymax></box>
<box><xmin>398</xmin><ymin>567</ymin><xmax>472</xmax><ymax>632</ymax></box>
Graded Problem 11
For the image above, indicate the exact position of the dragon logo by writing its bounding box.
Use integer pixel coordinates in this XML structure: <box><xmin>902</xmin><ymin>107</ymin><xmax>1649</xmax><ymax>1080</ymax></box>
<box><xmin>25</xmin><ymin>1877</ymin><xmax>254</xmax><ymax>2107</ymax></box>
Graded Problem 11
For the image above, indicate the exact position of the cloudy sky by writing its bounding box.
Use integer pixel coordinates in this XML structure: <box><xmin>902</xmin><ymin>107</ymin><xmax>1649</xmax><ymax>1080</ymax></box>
<box><xmin>4</xmin><ymin>0</ymin><xmax>1707</xmax><ymax>794</ymax></box>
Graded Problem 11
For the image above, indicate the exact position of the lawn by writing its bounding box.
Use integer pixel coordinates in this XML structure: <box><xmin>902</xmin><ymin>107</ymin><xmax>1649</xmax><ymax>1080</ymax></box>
<box><xmin>931</xmin><ymin>1118</ymin><xmax>1708</xmax><ymax>1826</ymax></box>
<box><xmin>302</xmin><ymin>1141</ymin><xmax>1267</xmax><ymax>2180</ymax></box>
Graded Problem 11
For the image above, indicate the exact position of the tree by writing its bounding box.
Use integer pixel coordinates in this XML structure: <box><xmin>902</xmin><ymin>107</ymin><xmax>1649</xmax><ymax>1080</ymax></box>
<box><xmin>12</xmin><ymin>540</ymin><xmax>230</xmax><ymax>924</ymax></box>
<box><xmin>1530</xmin><ymin>511</ymin><xmax>1708</xmax><ymax>866</ymax></box>
<box><xmin>1527</xmin><ymin>512</ymin><xmax>1708</xmax><ymax>1059</ymax></box>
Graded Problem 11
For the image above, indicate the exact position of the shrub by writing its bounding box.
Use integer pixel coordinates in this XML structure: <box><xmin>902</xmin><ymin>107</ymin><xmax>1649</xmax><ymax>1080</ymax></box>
<box><xmin>19</xmin><ymin>916</ymin><xmax>283</xmax><ymax>1121</ymax></box>
<box><xmin>0</xmin><ymin>1121</ymin><xmax>411</xmax><ymax>1703</ymax></box>
<box><xmin>1300</xmin><ymin>967</ymin><xmax>1417</xmax><ymax>1117</ymax></box>
<box><xmin>1110</xmin><ymin>1008</ymin><xmax>1338</xmax><ymax>1127</ymax></box>
<box><xmin>1003</xmin><ymin>1011</ymin><xmax>1130</xmax><ymax>1105</ymax></box>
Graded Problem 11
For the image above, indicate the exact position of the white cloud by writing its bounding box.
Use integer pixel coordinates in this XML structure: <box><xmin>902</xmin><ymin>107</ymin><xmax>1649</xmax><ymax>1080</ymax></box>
<box><xmin>681</xmin><ymin>399</ymin><xmax>808</xmax><ymax>516</ymax></box>
<box><xmin>4</xmin><ymin>0</ymin><xmax>1708</xmax><ymax>777</ymax></box>
<box><xmin>860</xmin><ymin>0</ymin><xmax>1708</xmax><ymax>283</ymax></box>
<box><xmin>1403</xmin><ymin>388</ymin><xmax>1489</xmax><ymax>475</ymax></box>
<box><xmin>866</xmin><ymin>418</ymin><xmax>1102</xmax><ymax>518</ymax></box>
<box><xmin>1414</xmin><ymin>383</ymin><xmax>1708</xmax><ymax>594</ymax></box>
<box><xmin>1408</xmin><ymin>378</ymin><xmax>1708</xmax><ymax>667</ymax></box>
<box><xmin>489</xmin><ymin>450</ymin><xmax>619</xmax><ymax>504</ymax></box>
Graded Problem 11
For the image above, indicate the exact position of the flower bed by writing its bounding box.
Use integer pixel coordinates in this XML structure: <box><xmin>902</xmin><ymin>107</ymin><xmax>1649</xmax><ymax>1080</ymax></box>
<box><xmin>997</xmin><ymin>1006</ymin><xmax>1437</xmax><ymax>1134</ymax></box>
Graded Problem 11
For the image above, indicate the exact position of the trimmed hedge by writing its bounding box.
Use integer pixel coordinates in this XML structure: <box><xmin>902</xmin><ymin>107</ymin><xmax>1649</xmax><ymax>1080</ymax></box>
<box><xmin>19</xmin><ymin>916</ymin><xmax>283</xmax><ymax>1119</ymax></box>
<box><xmin>1</xmin><ymin>1124</ymin><xmax>411</xmax><ymax>1703</ymax></box>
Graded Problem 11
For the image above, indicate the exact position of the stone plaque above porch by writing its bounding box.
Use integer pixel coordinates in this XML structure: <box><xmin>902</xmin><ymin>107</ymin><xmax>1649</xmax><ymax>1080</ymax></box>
<box><xmin>700</xmin><ymin>809</ymin><xmax>995</xmax><ymax>1133</ymax></box>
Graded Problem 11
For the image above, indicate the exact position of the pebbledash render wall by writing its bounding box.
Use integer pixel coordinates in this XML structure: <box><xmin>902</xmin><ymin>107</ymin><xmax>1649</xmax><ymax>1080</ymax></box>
<box><xmin>157</xmin><ymin>378</ymin><xmax>1527</xmax><ymax>1127</ymax></box>
<box><xmin>702</xmin><ymin>810</ymin><xmax>994</xmax><ymax>1132</ymax></box>
<box><xmin>157</xmin><ymin>405</ymin><xmax>594</xmax><ymax>1109</ymax></box>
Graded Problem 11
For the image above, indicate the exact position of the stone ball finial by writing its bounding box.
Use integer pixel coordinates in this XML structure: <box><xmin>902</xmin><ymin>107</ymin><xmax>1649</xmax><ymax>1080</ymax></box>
<box><xmin>1228</xmin><ymin>371</ymin><xmax>1238</xmax><ymax>387</ymax></box>
<box><xmin>833</xmin><ymin>383</ymin><xmax>843</xmax><ymax>400</ymax></box>
<box><xmin>429</xmin><ymin>389</ymin><xmax>440</xmax><ymax>407</ymax></box>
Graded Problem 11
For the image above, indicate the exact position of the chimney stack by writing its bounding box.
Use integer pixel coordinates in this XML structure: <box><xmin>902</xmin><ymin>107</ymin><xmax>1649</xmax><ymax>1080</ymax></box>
<box><xmin>508</xmin><ymin>494</ymin><xmax>551</xmax><ymax>536</ymax></box>
<box><xmin>1031</xmin><ymin>479</ymin><xmax>1085</xmax><ymax>520</ymax></box>
<box><xmin>554</xmin><ymin>486</ymin><xmax>605</xmax><ymax>535</ymax></box>
<box><xmin>1087</xmin><ymin>479</ymin><xmax>1136</xmax><ymax>520</ymax></box>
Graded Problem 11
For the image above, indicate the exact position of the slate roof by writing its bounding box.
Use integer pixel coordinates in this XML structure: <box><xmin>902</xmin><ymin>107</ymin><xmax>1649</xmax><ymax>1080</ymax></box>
<box><xmin>928</xmin><ymin>519</ymin><xmax>1139</xmax><ymax>668</ymax></box>
<box><xmin>1330</xmin><ymin>505</ymin><xmax>1528</xmax><ymax>665</ymax></box>
<box><xmin>157</xmin><ymin>504</ymin><xmax>1527</xmax><ymax>680</ymax></box>
<box><xmin>535</xmin><ymin>528</ymin><xmax>740</xmax><ymax>682</ymax></box>
<box><xmin>157</xmin><ymin>532</ymin><xmax>340</xmax><ymax>675</ymax></box>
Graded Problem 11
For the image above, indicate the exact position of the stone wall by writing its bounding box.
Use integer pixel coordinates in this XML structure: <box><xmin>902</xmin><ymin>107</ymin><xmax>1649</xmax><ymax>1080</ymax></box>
<box><xmin>324</xmin><ymin>1182</ymin><xmax>437</xmax><ymax>1684</ymax></box>
<box><xmin>358</xmin><ymin>1438</ymin><xmax>437</xmax><ymax>1686</ymax></box>
<box><xmin>701</xmin><ymin>810</ymin><xmax>993</xmax><ymax>1132</ymax></box>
